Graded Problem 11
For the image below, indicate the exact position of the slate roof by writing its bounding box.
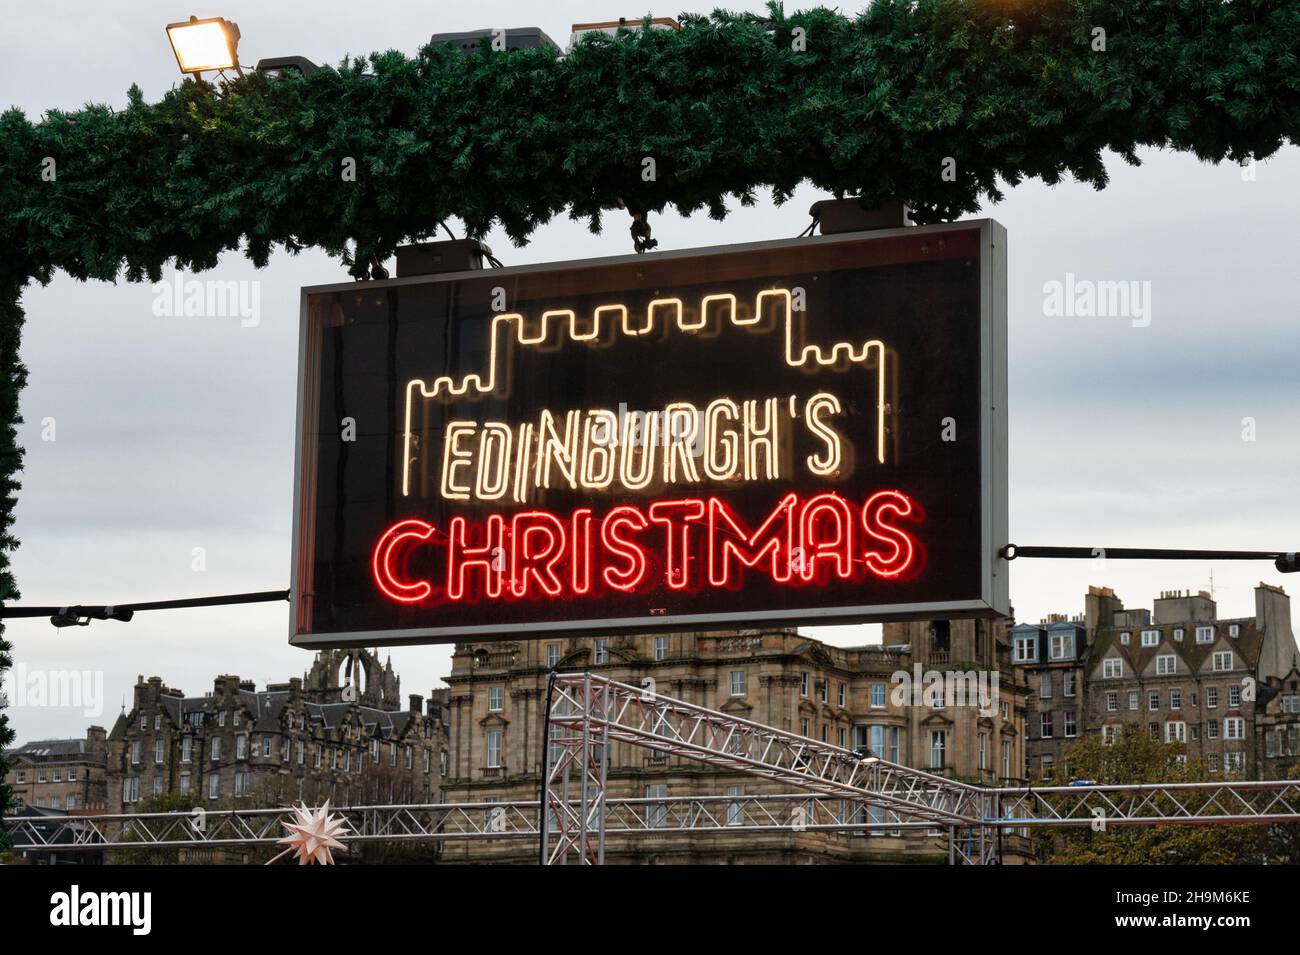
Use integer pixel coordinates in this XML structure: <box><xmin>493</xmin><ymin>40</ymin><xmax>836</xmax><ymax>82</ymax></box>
<box><xmin>1084</xmin><ymin>617</ymin><xmax>1262</xmax><ymax>676</ymax></box>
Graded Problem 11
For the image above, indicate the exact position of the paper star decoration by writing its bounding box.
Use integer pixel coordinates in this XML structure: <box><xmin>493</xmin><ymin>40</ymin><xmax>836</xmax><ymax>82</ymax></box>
<box><xmin>275</xmin><ymin>801</ymin><xmax>349</xmax><ymax>865</ymax></box>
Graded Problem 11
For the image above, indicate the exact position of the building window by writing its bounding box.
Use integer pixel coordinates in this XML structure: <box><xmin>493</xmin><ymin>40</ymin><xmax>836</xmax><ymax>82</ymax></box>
<box><xmin>594</xmin><ymin>638</ymin><xmax>608</xmax><ymax>664</ymax></box>
<box><xmin>140</xmin><ymin>714</ymin><xmax>148</xmax><ymax>731</ymax></box>
<box><xmin>729</xmin><ymin>670</ymin><xmax>746</xmax><ymax>697</ymax></box>
<box><xmin>1106</xmin><ymin>691</ymin><xmax>1118</xmax><ymax>712</ymax></box>
<box><xmin>1225</xmin><ymin>752</ymin><xmax>1246</xmax><ymax>773</ymax></box>
<box><xmin>314</xmin><ymin>747</ymin><xmax>322</xmax><ymax>768</ymax></box>
<box><xmin>1173</xmin><ymin>628</ymin><xmax>1184</xmax><ymax>641</ymax></box>
<box><xmin>930</xmin><ymin>730</ymin><xmax>946</xmax><ymax>770</ymax></box>
<box><xmin>180</xmin><ymin>773</ymin><xmax>190</xmax><ymax>792</ymax></box>
<box><xmin>1283</xmin><ymin>694</ymin><xmax>1300</xmax><ymax>714</ymax></box>
<box><xmin>820</xmin><ymin>724</ymin><xmax>828</xmax><ymax>742</ymax></box>
<box><xmin>1206</xmin><ymin>686</ymin><xmax>1219</xmax><ymax>708</ymax></box>
<box><xmin>488</xmin><ymin>686</ymin><xmax>504</xmax><ymax>712</ymax></box>
<box><xmin>1039</xmin><ymin>672</ymin><xmax>1052</xmax><ymax>699</ymax></box>
<box><xmin>131</xmin><ymin>741</ymin><xmax>142</xmax><ymax>765</ymax></box>
<box><xmin>726</xmin><ymin>785</ymin><xmax>744</xmax><ymax>826</ymax></box>
<box><xmin>1013</xmin><ymin>636</ymin><xmax>1037</xmax><ymax>663</ymax></box>
<box><xmin>218</xmin><ymin>711</ymin><xmax>226</xmax><ymax>727</ymax></box>
<box><xmin>1050</xmin><ymin>632</ymin><xmax>1075</xmax><ymax>660</ymax></box>
<box><xmin>978</xmin><ymin>732</ymin><xmax>988</xmax><ymax>770</ymax></box>
<box><xmin>486</xmin><ymin>730</ymin><xmax>502</xmax><ymax>769</ymax></box>
<box><xmin>837</xmin><ymin>727</ymin><xmax>846</xmax><ymax>748</ymax></box>
<box><xmin>1039</xmin><ymin>713</ymin><xmax>1053</xmax><ymax>739</ymax></box>
<box><xmin>1156</xmin><ymin>655</ymin><xmax>1176</xmax><ymax>675</ymax></box>
<box><xmin>406</xmin><ymin>745</ymin><xmax>413</xmax><ymax>769</ymax></box>
<box><xmin>647</xmin><ymin>784</ymin><xmax>668</xmax><ymax>828</ymax></box>
<box><xmin>1228</xmin><ymin>686</ymin><xmax>1242</xmax><ymax>707</ymax></box>
<box><xmin>208</xmin><ymin>737</ymin><xmax>220</xmax><ymax>762</ymax></box>
<box><xmin>1170</xmin><ymin>689</ymin><xmax>1182</xmax><ymax>709</ymax></box>
<box><xmin>297</xmin><ymin>741</ymin><xmax>305</xmax><ymax>765</ymax></box>
<box><xmin>1064</xmin><ymin>711</ymin><xmax>1077</xmax><ymax>737</ymax></box>
<box><xmin>208</xmin><ymin>774</ymin><xmax>219</xmax><ymax>800</ymax></box>
<box><xmin>1128</xmin><ymin>691</ymin><xmax>1139</xmax><ymax>711</ymax></box>
<box><xmin>1229</xmin><ymin>624</ymin><xmax>1240</xmax><ymax>638</ymax></box>
<box><xmin>1207</xmin><ymin>719</ymin><xmax>1219</xmax><ymax>740</ymax></box>
<box><xmin>67</xmin><ymin>768</ymin><xmax>77</xmax><ymax>782</ymax></box>
<box><xmin>1213</xmin><ymin>651</ymin><xmax>1233</xmax><ymax>672</ymax></box>
<box><xmin>800</xmin><ymin>718</ymin><xmax>810</xmax><ymax>737</ymax></box>
<box><xmin>1196</xmin><ymin>626</ymin><xmax>1215</xmax><ymax>644</ymax></box>
<box><xmin>236</xmin><ymin>734</ymin><xmax>247</xmax><ymax>760</ymax></box>
<box><xmin>869</xmin><ymin>683</ymin><xmax>885</xmax><ymax>708</ymax></box>
<box><xmin>888</xmin><ymin>727</ymin><xmax>900</xmax><ymax>763</ymax></box>
<box><xmin>838</xmin><ymin>682</ymin><xmax>846</xmax><ymax>707</ymax></box>
<box><xmin>1225</xmin><ymin>718</ymin><xmax>1245</xmax><ymax>741</ymax></box>
<box><xmin>1148</xmin><ymin>692</ymin><xmax>1159</xmax><ymax>711</ymax></box>
<box><xmin>423</xmin><ymin>749</ymin><xmax>431</xmax><ymax>774</ymax></box>
<box><xmin>1103</xmin><ymin>658</ymin><xmax>1123</xmax><ymax>679</ymax></box>
<box><xmin>801</xmin><ymin>672</ymin><xmax>810</xmax><ymax>697</ymax></box>
<box><xmin>1040</xmin><ymin>754</ymin><xmax>1055</xmax><ymax>780</ymax></box>
<box><xmin>66</xmin><ymin>795</ymin><xmax>76</xmax><ymax>810</ymax></box>
<box><xmin>819</xmin><ymin>680</ymin><xmax>829</xmax><ymax>704</ymax></box>
<box><xmin>155</xmin><ymin>739</ymin><xmax>164</xmax><ymax>764</ymax></box>
<box><xmin>1208</xmin><ymin>753</ymin><xmax>1220</xmax><ymax>773</ymax></box>
<box><xmin>546</xmin><ymin>643</ymin><xmax>560</xmax><ymax>667</ymax></box>
<box><xmin>1064</xmin><ymin>672</ymin><xmax>1076</xmax><ymax>697</ymax></box>
<box><xmin>1103</xmin><ymin>724</ymin><xmax>1121</xmax><ymax>744</ymax></box>
<box><xmin>389</xmin><ymin>742</ymin><xmax>398</xmax><ymax>766</ymax></box>
<box><xmin>1120</xmin><ymin>632</ymin><xmax>1131</xmax><ymax>645</ymax></box>
<box><xmin>1165</xmin><ymin>721</ymin><xmax>1186</xmax><ymax>743</ymax></box>
<box><xmin>1001</xmin><ymin>740</ymin><xmax>1011</xmax><ymax>779</ymax></box>
<box><xmin>1141</xmin><ymin>629</ymin><xmax>1160</xmax><ymax>647</ymax></box>
<box><xmin>654</xmin><ymin>636</ymin><xmax>668</xmax><ymax>661</ymax></box>
<box><xmin>154</xmin><ymin>714</ymin><xmax>162</xmax><ymax>731</ymax></box>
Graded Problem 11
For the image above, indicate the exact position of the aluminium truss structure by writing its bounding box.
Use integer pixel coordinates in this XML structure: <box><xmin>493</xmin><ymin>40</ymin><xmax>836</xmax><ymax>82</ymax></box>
<box><xmin>11</xmin><ymin>672</ymin><xmax>1300</xmax><ymax>863</ymax></box>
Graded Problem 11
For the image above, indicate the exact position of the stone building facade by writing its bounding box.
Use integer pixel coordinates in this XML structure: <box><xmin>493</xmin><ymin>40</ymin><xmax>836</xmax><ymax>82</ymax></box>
<box><xmin>441</xmin><ymin>624</ymin><xmax>1027</xmax><ymax>864</ymax></box>
<box><xmin>1016</xmin><ymin>583</ymin><xmax>1297</xmax><ymax>781</ymax></box>
<box><xmin>4</xmin><ymin>727</ymin><xmax>109</xmax><ymax>813</ymax></box>
<box><xmin>106</xmin><ymin>649</ymin><xmax>450</xmax><ymax>813</ymax></box>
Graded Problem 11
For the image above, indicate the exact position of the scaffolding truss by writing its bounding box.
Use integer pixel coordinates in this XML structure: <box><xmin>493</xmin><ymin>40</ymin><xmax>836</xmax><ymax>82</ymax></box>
<box><xmin>11</xmin><ymin>672</ymin><xmax>1300</xmax><ymax>864</ymax></box>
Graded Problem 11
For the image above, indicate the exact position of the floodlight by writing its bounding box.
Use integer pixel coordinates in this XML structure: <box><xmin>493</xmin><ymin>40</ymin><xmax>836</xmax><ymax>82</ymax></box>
<box><xmin>166</xmin><ymin>16</ymin><xmax>242</xmax><ymax>77</ymax></box>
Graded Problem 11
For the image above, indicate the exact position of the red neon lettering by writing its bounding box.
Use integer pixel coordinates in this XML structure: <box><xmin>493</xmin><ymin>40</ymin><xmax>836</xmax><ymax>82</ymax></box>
<box><xmin>510</xmin><ymin>511</ymin><xmax>567</xmax><ymax>597</ymax></box>
<box><xmin>799</xmin><ymin>492</ymin><xmax>855</xmax><ymax>582</ymax></box>
<box><xmin>862</xmin><ymin>490</ymin><xmax>915</xmax><ymax>578</ymax></box>
<box><xmin>570</xmin><ymin>508</ymin><xmax>594</xmax><ymax>595</ymax></box>
<box><xmin>372</xmin><ymin>519</ymin><xmax>436</xmax><ymax>603</ymax></box>
<box><xmin>371</xmin><ymin>490</ymin><xmax>919</xmax><ymax>605</ymax></box>
<box><xmin>648</xmin><ymin>499</ymin><xmax>705</xmax><ymax>590</ymax></box>
<box><xmin>707</xmin><ymin>493</ymin><xmax>797</xmax><ymax>587</ymax></box>
<box><xmin>601</xmin><ymin>506</ymin><xmax>650</xmax><ymax>592</ymax></box>
<box><xmin>446</xmin><ymin>514</ymin><xmax>504</xmax><ymax>600</ymax></box>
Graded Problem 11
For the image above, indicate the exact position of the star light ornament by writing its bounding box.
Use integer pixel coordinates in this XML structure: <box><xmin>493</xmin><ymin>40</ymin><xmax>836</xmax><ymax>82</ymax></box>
<box><xmin>273</xmin><ymin>802</ymin><xmax>349</xmax><ymax>865</ymax></box>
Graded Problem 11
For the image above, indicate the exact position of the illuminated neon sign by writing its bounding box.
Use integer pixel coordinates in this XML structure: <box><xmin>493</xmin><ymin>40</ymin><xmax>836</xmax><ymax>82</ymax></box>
<box><xmin>290</xmin><ymin>222</ymin><xmax>1008</xmax><ymax>647</ymax></box>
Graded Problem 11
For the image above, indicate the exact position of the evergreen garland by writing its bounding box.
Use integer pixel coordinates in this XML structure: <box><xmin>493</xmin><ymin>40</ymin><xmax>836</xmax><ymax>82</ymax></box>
<box><xmin>0</xmin><ymin>0</ymin><xmax>1297</xmax><ymax>837</ymax></box>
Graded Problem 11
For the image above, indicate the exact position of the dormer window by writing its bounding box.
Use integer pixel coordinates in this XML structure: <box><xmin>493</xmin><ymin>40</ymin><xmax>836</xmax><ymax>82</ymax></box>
<box><xmin>1013</xmin><ymin>635</ymin><xmax>1038</xmax><ymax>663</ymax></box>
<box><xmin>1228</xmin><ymin>624</ymin><xmax>1240</xmax><ymax>638</ymax></box>
<box><xmin>1120</xmin><ymin>632</ymin><xmax>1131</xmax><ymax>645</ymax></box>
<box><xmin>1141</xmin><ymin>630</ymin><xmax>1160</xmax><ymax>647</ymax></box>
<box><xmin>1174</xmin><ymin>628</ymin><xmax>1185</xmax><ymax>641</ymax></box>
<box><xmin>1196</xmin><ymin>626</ymin><xmax>1215</xmax><ymax>644</ymax></box>
<box><xmin>1049</xmin><ymin>632</ymin><xmax>1075</xmax><ymax>661</ymax></box>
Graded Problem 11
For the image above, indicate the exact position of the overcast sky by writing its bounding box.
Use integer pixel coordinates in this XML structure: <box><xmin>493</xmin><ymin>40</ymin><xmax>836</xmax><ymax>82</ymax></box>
<box><xmin>3</xmin><ymin>1</ymin><xmax>1298</xmax><ymax>743</ymax></box>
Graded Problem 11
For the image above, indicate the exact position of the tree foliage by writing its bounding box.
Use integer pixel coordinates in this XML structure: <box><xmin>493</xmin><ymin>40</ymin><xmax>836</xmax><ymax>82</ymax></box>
<box><xmin>1040</xmin><ymin>729</ymin><xmax>1265</xmax><ymax>865</ymax></box>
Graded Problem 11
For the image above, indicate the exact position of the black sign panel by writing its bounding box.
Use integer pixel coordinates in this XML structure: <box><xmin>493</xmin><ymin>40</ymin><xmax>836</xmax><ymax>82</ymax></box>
<box><xmin>290</xmin><ymin>222</ymin><xmax>1008</xmax><ymax>647</ymax></box>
